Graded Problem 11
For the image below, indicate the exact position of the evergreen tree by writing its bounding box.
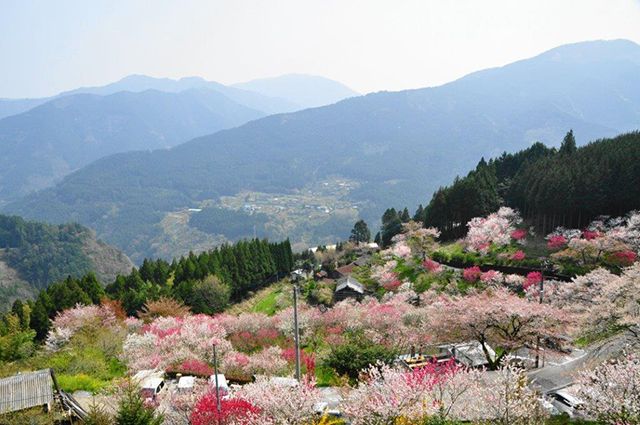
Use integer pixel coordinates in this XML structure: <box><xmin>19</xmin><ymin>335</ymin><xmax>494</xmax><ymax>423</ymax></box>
<box><xmin>400</xmin><ymin>207</ymin><xmax>411</xmax><ymax>223</ymax></box>
<box><xmin>380</xmin><ymin>208</ymin><xmax>402</xmax><ymax>247</ymax></box>
<box><xmin>115</xmin><ymin>382</ymin><xmax>163</xmax><ymax>425</ymax></box>
<box><xmin>559</xmin><ymin>129</ymin><xmax>577</xmax><ymax>155</ymax></box>
<box><xmin>349</xmin><ymin>219</ymin><xmax>371</xmax><ymax>243</ymax></box>
<box><xmin>413</xmin><ymin>204</ymin><xmax>425</xmax><ymax>222</ymax></box>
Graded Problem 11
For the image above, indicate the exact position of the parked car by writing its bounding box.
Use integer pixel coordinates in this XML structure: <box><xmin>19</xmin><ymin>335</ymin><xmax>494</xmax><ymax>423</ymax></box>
<box><xmin>140</xmin><ymin>377</ymin><xmax>165</xmax><ymax>401</ymax></box>
<box><xmin>177</xmin><ymin>376</ymin><xmax>196</xmax><ymax>393</ymax></box>
<box><xmin>209</xmin><ymin>374</ymin><xmax>229</xmax><ymax>395</ymax></box>
<box><xmin>548</xmin><ymin>388</ymin><xmax>585</xmax><ymax>418</ymax></box>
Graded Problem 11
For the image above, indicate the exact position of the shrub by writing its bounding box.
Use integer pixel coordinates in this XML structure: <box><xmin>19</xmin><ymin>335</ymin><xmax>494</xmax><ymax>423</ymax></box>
<box><xmin>114</xmin><ymin>382</ymin><xmax>164</xmax><ymax>425</ymax></box>
<box><xmin>190</xmin><ymin>393</ymin><xmax>260</xmax><ymax>425</ymax></box>
<box><xmin>325</xmin><ymin>333</ymin><xmax>397</xmax><ymax>382</ymax></box>
<box><xmin>138</xmin><ymin>297</ymin><xmax>190</xmax><ymax>323</ymax></box>
<box><xmin>84</xmin><ymin>400</ymin><xmax>113</xmax><ymax>425</ymax></box>
<box><xmin>511</xmin><ymin>250</ymin><xmax>526</xmax><ymax>261</ymax></box>
<box><xmin>462</xmin><ymin>266</ymin><xmax>482</xmax><ymax>282</ymax></box>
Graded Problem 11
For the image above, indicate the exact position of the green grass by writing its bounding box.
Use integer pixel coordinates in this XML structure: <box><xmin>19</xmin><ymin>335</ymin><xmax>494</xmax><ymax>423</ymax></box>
<box><xmin>574</xmin><ymin>323</ymin><xmax>627</xmax><ymax>348</ymax></box>
<box><xmin>226</xmin><ymin>279</ymin><xmax>293</xmax><ymax>316</ymax></box>
<box><xmin>56</xmin><ymin>373</ymin><xmax>108</xmax><ymax>393</ymax></box>
<box><xmin>252</xmin><ymin>289</ymin><xmax>281</xmax><ymax>315</ymax></box>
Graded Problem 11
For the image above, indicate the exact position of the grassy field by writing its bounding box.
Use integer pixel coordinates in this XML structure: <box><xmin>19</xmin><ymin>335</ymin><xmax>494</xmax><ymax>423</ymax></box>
<box><xmin>226</xmin><ymin>279</ymin><xmax>294</xmax><ymax>316</ymax></box>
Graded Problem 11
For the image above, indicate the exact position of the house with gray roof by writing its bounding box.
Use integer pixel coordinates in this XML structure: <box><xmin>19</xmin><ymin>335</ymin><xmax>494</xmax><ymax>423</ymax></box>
<box><xmin>334</xmin><ymin>276</ymin><xmax>365</xmax><ymax>302</ymax></box>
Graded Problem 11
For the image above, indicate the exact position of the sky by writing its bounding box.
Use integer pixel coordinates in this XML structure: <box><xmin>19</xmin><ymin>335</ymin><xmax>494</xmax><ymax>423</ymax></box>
<box><xmin>1</xmin><ymin>0</ymin><xmax>640</xmax><ymax>98</ymax></box>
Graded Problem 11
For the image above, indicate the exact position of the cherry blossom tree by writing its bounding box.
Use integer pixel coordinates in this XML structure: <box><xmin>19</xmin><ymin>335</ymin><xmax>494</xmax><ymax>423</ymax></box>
<box><xmin>577</xmin><ymin>353</ymin><xmax>640</xmax><ymax>424</ymax></box>
<box><xmin>473</xmin><ymin>362</ymin><xmax>548</xmax><ymax>424</ymax></box>
<box><xmin>45</xmin><ymin>303</ymin><xmax>119</xmax><ymax>351</ymax></box>
<box><xmin>462</xmin><ymin>266</ymin><xmax>482</xmax><ymax>283</ymax></box>
<box><xmin>341</xmin><ymin>361</ymin><xmax>479</xmax><ymax>424</ymax></box>
<box><xmin>544</xmin><ymin>263</ymin><xmax>640</xmax><ymax>337</ymax></box>
<box><xmin>465</xmin><ymin>207</ymin><xmax>523</xmax><ymax>253</ymax></box>
<box><xmin>122</xmin><ymin>314</ymin><xmax>231</xmax><ymax>372</ymax></box>
<box><xmin>190</xmin><ymin>393</ymin><xmax>262</xmax><ymax>425</ymax></box>
<box><xmin>342</xmin><ymin>360</ymin><xmax>547</xmax><ymax>424</ymax></box>
<box><xmin>426</xmin><ymin>288</ymin><xmax>569</xmax><ymax>369</ymax></box>
<box><xmin>401</xmin><ymin>221</ymin><xmax>441</xmax><ymax>258</ymax></box>
<box><xmin>234</xmin><ymin>376</ymin><xmax>322</xmax><ymax>424</ymax></box>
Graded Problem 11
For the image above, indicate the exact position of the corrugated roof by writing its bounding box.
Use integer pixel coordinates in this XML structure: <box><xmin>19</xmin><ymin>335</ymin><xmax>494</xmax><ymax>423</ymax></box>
<box><xmin>0</xmin><ymin>369</ymin><xmax>54</xmax><ymax>414</ymax></box>
<box><xmin>335</xmin><ymin>276</ymin><xmax>364</xmax><ymax>294</ymax></box>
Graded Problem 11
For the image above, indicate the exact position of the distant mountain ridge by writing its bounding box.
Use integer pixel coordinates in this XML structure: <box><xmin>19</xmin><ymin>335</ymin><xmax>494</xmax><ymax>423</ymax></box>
<box><xmin>0</xmin><ymin>73</ymin><xmax>359</xmax><ymax>120</ymax></box>
<box><xmin>233</xmin><ymin>74</ymin><xmax>359</xmax><ymax>109</ymax></box>
<box><xmin>6</xmin><ymin>39</ymin><xmax>640</xmax><ymax>262</ymax></box>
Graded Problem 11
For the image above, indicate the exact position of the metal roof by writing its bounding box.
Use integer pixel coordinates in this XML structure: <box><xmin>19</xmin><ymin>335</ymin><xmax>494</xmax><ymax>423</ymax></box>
<box><xmin>335</xmin><ymin>276</ymin><xmax>364</xmax><ymax>294</ymax></box>
<box><xmin>0</xmin><ymin>369</ymin><xmax>54</xmax><ymax>414</ymax></box>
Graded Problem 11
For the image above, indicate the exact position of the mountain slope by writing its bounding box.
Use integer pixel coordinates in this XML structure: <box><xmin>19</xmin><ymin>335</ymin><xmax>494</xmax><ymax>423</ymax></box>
<box><xmin>0</xmin><ymin>88</ymin><xmax>264</xmax><ymax>202</ymax></box>
<box><xmin>0</xmin><ymin>214</ymin><xmax>133</xmax><ymax>310</ymax></box>
<box><xmin>233</xmin><ymin>74</ymin><xmax>359</xmax><ymax>109</ymax></box>
<box><xmin>7</xmin><ymin>39</ymin><xmax>640</xmax><ymax>262</ymax></box>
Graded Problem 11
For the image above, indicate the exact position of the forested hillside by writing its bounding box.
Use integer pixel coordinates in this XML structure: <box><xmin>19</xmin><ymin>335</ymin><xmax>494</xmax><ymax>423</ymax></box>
<box><xmin>0</xmin><ymin>215</ymin><xmax>133</xmax><ymax>310</ymax></box>
<box><xmin>422</xmin><ymin>131</ymin><xmax>640</xmax><ymax>238</ymax></box>
<box><xmin>5</xmin><ymin>40</ymin><xmax>640</xmax><ymax>261</ymax></box>
<box><xmin>23</xmin><ymin>238</ymin><xmax>293</xmax><ymax>339</ymax></box>
<box><xmin>0</xmin><ymin>88</ymin><xmax>265</xmax><ymax>202</ymax></box>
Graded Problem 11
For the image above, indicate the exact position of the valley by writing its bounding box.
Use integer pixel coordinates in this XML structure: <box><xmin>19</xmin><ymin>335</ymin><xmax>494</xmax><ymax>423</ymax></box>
<box><xmin>1</xmin><ymin>5</ymin><xmax>640</xmax><ymax>422</ymax></box>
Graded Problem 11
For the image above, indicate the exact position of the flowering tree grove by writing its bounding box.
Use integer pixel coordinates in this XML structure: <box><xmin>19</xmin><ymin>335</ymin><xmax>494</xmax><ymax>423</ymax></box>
<box><xmin>426</xmin><ymin>288</ymin><xmax>570</xmax><ymax>369</ymax></box>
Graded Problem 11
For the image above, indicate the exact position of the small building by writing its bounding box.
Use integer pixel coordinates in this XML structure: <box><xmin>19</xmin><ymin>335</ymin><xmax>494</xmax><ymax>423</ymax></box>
<box><xmin>0</xmin><ymin>369</ymin><xmax>54</xmax><ymax>414</ymax></box>
<box><xmin>334</xmin><ymin>276</ymin><xmax>365</xmax><ymax>302</ymax></box>
<box><xmin>290</xmin><ymin>269</ymin><xmax>311</xmax><ymax>282</ymax></box>
<box><xmin>0</xmin><ymin>369</ymin><xmax>87</xmax><ymax>419</ymax></box>
<box><xmin>335</xmin><ymin>263</ymin><xmax>356</xmax><ymax>277</ymax></box>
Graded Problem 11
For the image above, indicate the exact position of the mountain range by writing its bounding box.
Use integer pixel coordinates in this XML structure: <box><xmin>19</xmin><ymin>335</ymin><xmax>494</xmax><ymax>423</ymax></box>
<box><xmin>0</xmin><ymin>74</ymin><xmax>357</xmax><ymax>203</ymax></box>
<box><xmin>4</xmin><ymin>39</ymin><xmax>640</xmax><ymax>262</ymax></box>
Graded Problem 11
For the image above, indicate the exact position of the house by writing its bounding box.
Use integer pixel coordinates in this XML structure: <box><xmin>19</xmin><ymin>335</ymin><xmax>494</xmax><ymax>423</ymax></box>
<box><xmin>290</xmin><ymin>268</ymin><xmax>311</xmax><ymax>282</ymax></box>
<box><xmin>334</xmin><ymin>276</ymin><xmax>365</xmax><ymax>302</ymax></box>
<box><xmin>335</xmin><ymin>263</ymin><xmax>356</xmax><ymax>277</ymax></box>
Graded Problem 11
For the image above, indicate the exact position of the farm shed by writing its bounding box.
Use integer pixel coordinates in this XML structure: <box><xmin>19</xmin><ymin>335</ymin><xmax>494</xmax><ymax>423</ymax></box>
<box><xmin>0</xmin><ymin>369</ymin><xmax>54</xmax><ymax>414</ymax></box>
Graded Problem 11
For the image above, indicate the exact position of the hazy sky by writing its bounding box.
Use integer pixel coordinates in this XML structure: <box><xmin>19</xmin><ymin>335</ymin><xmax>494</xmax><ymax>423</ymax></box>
<box><xmin>1</xmin><ymin>0</ymin><xmax>640</xmax><ymax>98</ymax></box>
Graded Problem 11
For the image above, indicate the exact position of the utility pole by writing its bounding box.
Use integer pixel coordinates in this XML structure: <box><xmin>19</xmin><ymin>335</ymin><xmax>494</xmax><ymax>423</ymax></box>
<box><xmin>535</xmin><ymin>260</ymin><xmax>546</xmax><ymax>368</ymax></box>
<box><xmin>212</xmin><ymin>344</ymin><xmax>221</xmax><ymax>413</ymax></box>
<box><xmin>293</xmin><ymin>283</ymin><xmax>302</xmax><ymax>381</ymax></box>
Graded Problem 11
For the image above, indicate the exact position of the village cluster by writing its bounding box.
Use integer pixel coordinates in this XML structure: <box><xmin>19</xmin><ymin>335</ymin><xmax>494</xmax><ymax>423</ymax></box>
<box><xmin>1</xmin><ymin>208</ymin><xmax>640</xmax><ymax>424</ymax></box>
